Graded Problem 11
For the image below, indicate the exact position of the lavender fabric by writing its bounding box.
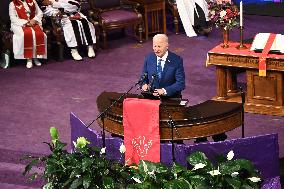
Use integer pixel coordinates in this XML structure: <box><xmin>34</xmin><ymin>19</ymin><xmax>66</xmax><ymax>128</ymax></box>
<box><xmin>70</xmin><ymin>112</ymin><xmax>281</xmax><ymax>189</ymax></box>
<box><xmin>175</xmin><ymin>134</ymin><xmax>280</xmax><ymax>180</ymax></box>
<box><xmin>101</xmin><ymin>10</ymin><xmax>138</xmax><ymax>24</ymax></box>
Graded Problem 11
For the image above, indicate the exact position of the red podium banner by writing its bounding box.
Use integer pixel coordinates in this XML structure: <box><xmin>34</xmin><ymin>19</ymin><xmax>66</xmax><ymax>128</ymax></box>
<box><xmin>258</xmin><ymin>33</ymin><xmax>276</xmax><ymax>76</ymax></box>
<box><xmin>123</xmin><ymin>98</ymin><xmax>160</xmax><ymax>165</ymax></box>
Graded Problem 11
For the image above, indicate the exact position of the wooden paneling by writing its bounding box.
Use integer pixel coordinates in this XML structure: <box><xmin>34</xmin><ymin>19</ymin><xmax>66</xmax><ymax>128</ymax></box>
<box><xmin>247</xmin><ymin>70</ymin><xmax>283</xmax><ymax>106</ymax></box>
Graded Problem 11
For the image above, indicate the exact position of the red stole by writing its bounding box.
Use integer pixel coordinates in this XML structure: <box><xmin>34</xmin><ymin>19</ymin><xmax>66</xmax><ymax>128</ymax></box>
<box><xmin>13</xmin><ymin>0</ymin><xmax>45</xmax><ymax>58</ymax></box>
<box><xmin>258</xmin><ymin>33</ymin><xmax>277</xmax><ymax>76</ymax></box>
<box><xmin>123</xmin><ymin>98</ymin><xmax>161</xmax><ymax>165</ymax></box>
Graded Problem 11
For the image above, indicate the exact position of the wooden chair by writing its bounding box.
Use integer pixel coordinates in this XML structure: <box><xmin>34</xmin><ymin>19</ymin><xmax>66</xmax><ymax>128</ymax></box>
<box><xmin>166</xmin><ymin>0</ymin><xmax>179</xmax><ymax>34</ymax></box>
<box><xmin>89</xmin><ymin>0</ymin><xmax>143</xmax><ymax>48</ymax></box>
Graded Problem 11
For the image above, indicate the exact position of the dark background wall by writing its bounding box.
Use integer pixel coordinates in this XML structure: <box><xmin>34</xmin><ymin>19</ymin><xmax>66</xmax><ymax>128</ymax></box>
<box><xmin>1</xmin><ymin>0</ymin><xmax>11</xmax><ymax>22</ymax></box>
<box><xmin>233</xmin><ymin>0</ymin><xmax>284</xmax><ymax>16</ymax></box>
<box><xmin>1</xmin><ymin>0</ymin><xmax>284</xmax><ymax>18</ymax></box>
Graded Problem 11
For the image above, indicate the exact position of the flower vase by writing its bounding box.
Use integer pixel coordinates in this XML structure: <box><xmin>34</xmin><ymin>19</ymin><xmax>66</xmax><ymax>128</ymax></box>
<box><xmin>222</xmin><ymin>28</ymin><xmax>229</xmax><ymax>48</ymax></box>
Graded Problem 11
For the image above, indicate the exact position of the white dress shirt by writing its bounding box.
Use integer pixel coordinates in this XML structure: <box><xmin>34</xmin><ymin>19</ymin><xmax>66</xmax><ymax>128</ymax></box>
<box><xmin>156</xmin><ymin>51</ymin><xmax>169</xmax><ymax>95</ymax></box>
<box><xmin>156</xmin><ymin>51</ymin><xmax>168</xmax><ymax>71</ymax></box>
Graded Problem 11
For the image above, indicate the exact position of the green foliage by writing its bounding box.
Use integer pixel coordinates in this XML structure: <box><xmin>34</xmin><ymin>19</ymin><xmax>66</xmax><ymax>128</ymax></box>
<box><xmin>23</xmin><ymin>128</ymin><xmax>261</xmax><ymax>189</ymax></box>
<box><xmin>23</xmin><ymin>133</ymin><xmax>134</xmax><ymax>189</ymax></box>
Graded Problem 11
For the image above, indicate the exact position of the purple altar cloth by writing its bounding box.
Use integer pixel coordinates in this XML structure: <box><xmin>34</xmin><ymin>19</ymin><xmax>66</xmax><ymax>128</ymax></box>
<box><xmin>70</xmin><ymin>112</ymin><xmax>281</xmax><ymax>189</ymax></box>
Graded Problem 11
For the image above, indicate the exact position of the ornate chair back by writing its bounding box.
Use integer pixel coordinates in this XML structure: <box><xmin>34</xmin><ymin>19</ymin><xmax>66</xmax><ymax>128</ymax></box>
<box><xmin>90</xmin><ymin>0</ymin><xmax>121</xmax><ymax>10</ymax></box>
<box><xmin>88</xmin><ymin>0</ymin><xmax>143</xmax><ymax>48</ymax></box>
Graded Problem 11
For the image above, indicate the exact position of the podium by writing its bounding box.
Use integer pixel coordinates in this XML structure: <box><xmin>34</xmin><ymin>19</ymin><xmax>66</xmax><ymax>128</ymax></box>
<box><xmin>96</xmin><ymin>92</ymin><xmax>244</xmax><ymax>141</ymax></box>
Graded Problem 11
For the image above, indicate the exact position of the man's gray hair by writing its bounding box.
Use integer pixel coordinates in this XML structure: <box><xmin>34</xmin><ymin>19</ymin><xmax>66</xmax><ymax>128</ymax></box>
<box><xmin>153</xmin><ymin>34</ymin><xmax>168</xmax><ymax>44</ymax></box>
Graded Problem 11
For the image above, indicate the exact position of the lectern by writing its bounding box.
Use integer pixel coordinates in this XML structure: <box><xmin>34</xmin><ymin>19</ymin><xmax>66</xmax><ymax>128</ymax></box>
<box><xmin>96</xmin><ymin>92</ymin><xmax>244</xmax><ymax>140</ymax></box>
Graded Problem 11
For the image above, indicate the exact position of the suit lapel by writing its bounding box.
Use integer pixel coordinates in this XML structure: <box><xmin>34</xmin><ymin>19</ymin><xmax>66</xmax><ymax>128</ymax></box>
<box><xmin>151</xmin><ymin>55</ymin><xmax>157</xmax><ymax>74</ymax></box>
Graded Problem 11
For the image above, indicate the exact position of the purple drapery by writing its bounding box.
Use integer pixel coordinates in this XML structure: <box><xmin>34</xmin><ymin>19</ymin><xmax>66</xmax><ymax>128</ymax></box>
<box><xmin>70</xmin><ymin>112</ymin><xmax>281</xmax><ymax>189</ymax></box>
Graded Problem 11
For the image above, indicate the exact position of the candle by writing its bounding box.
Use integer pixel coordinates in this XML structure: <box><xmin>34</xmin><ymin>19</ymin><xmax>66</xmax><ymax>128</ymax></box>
<box><xmin>240</xmin><ymin>1</ymin><xmax>243</xmax><ymax>27</ymax></box>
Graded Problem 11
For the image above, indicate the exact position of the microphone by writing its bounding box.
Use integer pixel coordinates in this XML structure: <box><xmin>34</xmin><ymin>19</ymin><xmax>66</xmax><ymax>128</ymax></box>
<box><xmin>136</xmin><ymin>72</ymin><xmax>148</xmax><ymax>86</ymax></box>
<box><xmin>149</xmin><ymin>74</ymin><xmax>157</xmax><ymax>92</ymax></box>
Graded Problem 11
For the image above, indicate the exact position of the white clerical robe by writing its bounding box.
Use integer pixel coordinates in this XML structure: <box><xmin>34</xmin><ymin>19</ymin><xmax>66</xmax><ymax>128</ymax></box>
<box><xmin>44</xmin><ymin>0</ymin><xmax>96</xmax><ymax>48</ymax></box>
<box><xmin>9</xmin><ymin>0</ymin><xmax>47</xmax><ymax>59</ymax></box>
<box><xmin>176</xmin><ymin>0</ymin><xmax>209</xmax><ymax>37</ymax></box>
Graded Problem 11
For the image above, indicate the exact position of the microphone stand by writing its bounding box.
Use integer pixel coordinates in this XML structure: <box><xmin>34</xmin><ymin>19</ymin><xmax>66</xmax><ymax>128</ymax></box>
<box><xmin>157</xmin><ymin>94</ymin><xmax>181</xmax><ymax>163</ymax></box>
<box><xmin>87</xmin><ymin>78</ymin><xmax>145</xmax><ymax>148</ymax></box>
<box><xmin>239</xmin><ymin>87</ymin><xmax>245</xmax><ymax>138</ymax></box>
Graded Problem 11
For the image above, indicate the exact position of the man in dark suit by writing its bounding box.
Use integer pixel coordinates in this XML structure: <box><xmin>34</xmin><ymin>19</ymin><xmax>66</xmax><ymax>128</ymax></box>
<box><xmin>140</xmin><ymin>34</ymin><xmax>226</xmax><ymax>143</ymax></box>
<box><xmin>141</xmin><ymin>34</ymin><xmax>185</xmax><ymax>98</ymax></box>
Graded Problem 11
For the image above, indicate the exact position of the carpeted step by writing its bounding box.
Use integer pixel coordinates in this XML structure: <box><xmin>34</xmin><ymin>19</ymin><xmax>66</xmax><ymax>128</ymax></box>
<box><xmin>0</xmin><ymin>182</ymin><xmax>40</xmax><ymax>189</ymax></box>
<box><xmin>0</xmin><ymin>148</ymin><xmax>45</xmax><ymax>189</ymax></box>
<box><xmin>0</xmin><ymin>161</ymin><xmax>44</xmax><ymax>188</ymax></box>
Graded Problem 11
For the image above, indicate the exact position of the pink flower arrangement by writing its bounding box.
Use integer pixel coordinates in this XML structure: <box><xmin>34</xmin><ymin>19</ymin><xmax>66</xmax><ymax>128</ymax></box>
<box><xmin>207</xmin><ymin>0</ymin><xmax>239</xmax><ymax>29</ymax></box>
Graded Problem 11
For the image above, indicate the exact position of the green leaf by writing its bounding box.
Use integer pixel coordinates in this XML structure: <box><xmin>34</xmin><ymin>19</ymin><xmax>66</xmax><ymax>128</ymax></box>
<box><xmin>172</xmin><ymin>163</ymin><xmax>186</xmax><ymax>175</ymax></box>
<box><xmin>215</xmin><ymin>154</ymin><xmax>227</xmax><ymax>164</ymax></box>
<box><xmin>192</xmin><ymin>182</ymin><xmax>209</xmax><ymax>189</ymax></box>
<box><xmin>190</xmin><ymin>175</ymin><xmax>207</xmax><ymax>186</ymax></box>
<box><xmin>70</xmin><ymin>178</ymin><xmax>83</xmax><ymax>189</ymax></box>
<box><xmin>28</xmin><ymin>172</ymin><xmax>39</xmax><ymax>181</ymax></box>
<box><xmin>138</xmin><ymin>160</ymin><xmax>160</xmax><ymax>173</ymax></box>
<box><xmin>225</xmin><ymin>177</ymin><xmax>241</xmax><ymax>189</ymax></box>
<box><xmin>83</xmin><ymin>176</ymin><xmax>92</xmax><ymax>189</ymax></box>
<box><xmin>62</xmin><ymin>178</ymin><xmax>74</xmax><ymax>188</ymax></box>
<box><xmin>220</xmin><ymin>161</ymin><xmax>241</xmax><ymax>175</ymax></box>
<box><xmin>187</xmin><ymin>151</ymin><xmax>208</xmax><ymax>166</ymax></box>
<box><xmin>240</xmin><ymin>184</ymin><xmax>254</xmax><ymax>189</ymax></box>
<box><xmin>54</xmin><ymin>140</ymin><xmax>67</xmax><ymax>151</ymax></box>
<box><xmin>172</xmin><ymin>178</ymin><xmax>192</xmax><ymax>188</ymax></box>
<box><xmin>103</xmin><ymin>177</ymin><xmax>115</xmax><ymax>189</ymax></box>
<box><xmin>234</xmin><ymin>159</ymin><xmax>255</xmax><ymax>172</ymax></box>
<box><xmin>23</xmin><ymin>158</ymin><xmax>41</xmax><ymax>176</ymax></box>
<box><xmin>70</xmin><ymin>169</ymin><xmax>82</xmax><ymax>179</ymax></box>
<box><xmin>82</xmin><ymin>158</ymin><xmax>93</xmax><ymax>172</ymax></box>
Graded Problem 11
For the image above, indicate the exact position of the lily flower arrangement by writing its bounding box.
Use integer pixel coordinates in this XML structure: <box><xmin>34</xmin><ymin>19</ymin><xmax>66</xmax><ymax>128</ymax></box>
<box><xmin>23</xmin><ymin>127</ymin><xmax>261</xmax><ymax>189</ymax></box>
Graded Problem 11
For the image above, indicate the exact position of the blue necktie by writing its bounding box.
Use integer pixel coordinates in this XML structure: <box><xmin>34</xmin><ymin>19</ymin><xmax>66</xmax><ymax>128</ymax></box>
<box><xmin>157</xmin><ymin>59</ymin><xmax>162</xmax><ymax>81</ymax></box>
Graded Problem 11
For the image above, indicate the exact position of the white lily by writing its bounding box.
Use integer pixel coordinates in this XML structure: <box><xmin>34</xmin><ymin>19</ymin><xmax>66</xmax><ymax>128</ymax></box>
<box><xmin>132</xmin><ymin>177</ymin><xmax>142</xmax><ymax>183</ymax></box>
<box><xmin>142</xmin><ymin>160</ymin><xmax>148</xmax><ymax>172</ymax></box>
<box><xmin>119</xmin><ymin>143</ymin><xmax>126</xmax><ymax>153</ymax></box>
<box><xmin>174</xmin><ymin>173</ymin><xmax>178</xmax><ymax>179</ymax></box>
<box><xmin>248</xmin><ymin>177</ymin><xmax>261</xmax><ymax>182</ymax></box>
<box><xmin>148</xmin><ymin>170</ymin><xmax>156</xmax><ymax>179</ymax></box>
<box><xmin>100</xmin><ymin>147</ymin><xmax>106</xmax><ymax>155</ymax></box>
<box><xmin>192</xmin><ymin>163</ymin><xmax>206</xmax><ymax>170</ymax></box>
<box><xmin>231</xmin><ymin>172</ymin><xmax>239</xmax><ymax>177</ymax></box>
<box><xmin>72</xmin><ymin>141</ymin><xmax>77</xmax><ymax>148</ymax></box>
<box><xmin>227</xmin><ymin>150</ymin><xmax>234</xmax><ymax>160</ymax></box>
<box><xmin>208</xmin><ymin>167</ymin><xmax>221</xmax><ymax>176</ymax></box>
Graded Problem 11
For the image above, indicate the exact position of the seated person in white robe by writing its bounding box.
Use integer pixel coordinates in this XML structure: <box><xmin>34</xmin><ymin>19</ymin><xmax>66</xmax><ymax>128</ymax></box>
<box><xmin>42</xmin><ymin>0</ymin><xmax>96</xmax><ymax>61</ymax></box>
<box><xmin>9</xmin><ymin>0</ymin><xmax>47</xmax><ymax>68</ymax></box>
<box><xmin>176</xmin><ymin>0</ymin><xmax>211</xmax><ymax>37</ymax></box>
